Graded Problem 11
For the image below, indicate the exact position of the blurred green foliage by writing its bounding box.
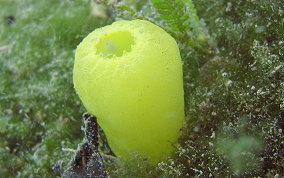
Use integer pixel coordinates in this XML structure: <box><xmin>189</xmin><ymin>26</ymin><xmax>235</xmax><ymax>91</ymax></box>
<box><xmin>0</xmin><ymin>0</ymin><xmax>283</xmax><ymax>177</ymax></box>
<box><xmin>0</xmin><ymin>0</ymin><xmax>109</xmax><ymax>176</ymax></box>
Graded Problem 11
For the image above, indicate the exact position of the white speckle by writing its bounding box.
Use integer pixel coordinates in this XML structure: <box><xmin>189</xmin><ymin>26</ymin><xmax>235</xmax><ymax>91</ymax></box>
<box><xmin>226</xmin><ymin>80</ymin><xmax>233</xmax><ymax>87</ymax></box>
<box><xmin>194</xmin><ymin>126</ymin><xmax>200</xmax><ymax>132</ymax></box>
<box><xmin>222</xmin><ymin>72</ymin><xmax>228</xmax><ymax>77</ymax></box>
<box><xmin>210</xmin><ymin>131</ymin><xmax>216</xmax><ymax>139</ymax></box>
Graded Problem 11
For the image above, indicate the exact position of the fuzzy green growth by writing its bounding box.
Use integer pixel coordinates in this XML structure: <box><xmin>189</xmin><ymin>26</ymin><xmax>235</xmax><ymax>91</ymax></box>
<box><xmin>0</xmin><ymin>0</ymin><xmax>283</xmax><ymax>177</ymax></box>
<box><xmin>0</xmin><ymin>0</ymin><xmax>109</xmax><ymax>176</ymax></box>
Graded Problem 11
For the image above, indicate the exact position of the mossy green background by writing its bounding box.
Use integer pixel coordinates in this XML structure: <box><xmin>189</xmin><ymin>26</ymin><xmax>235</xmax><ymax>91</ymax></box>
<box><xmin>0</xmin><ymin>0</ymin><xmax>283</xmax><ymax>177</ymax></box>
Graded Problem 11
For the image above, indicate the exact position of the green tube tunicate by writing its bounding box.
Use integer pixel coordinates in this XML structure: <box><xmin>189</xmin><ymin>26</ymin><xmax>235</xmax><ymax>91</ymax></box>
<box><xmin>73</xmin><ymin>19</ymin><xmax>184</xmax><ymax>163</ymax></box>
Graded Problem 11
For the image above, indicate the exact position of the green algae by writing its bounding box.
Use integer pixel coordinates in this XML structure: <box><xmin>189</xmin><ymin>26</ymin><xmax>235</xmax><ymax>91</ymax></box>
<box><xmin>0</xmin><ymin>0</ymin><xmax>283</xmax><ymax>177</ymax></box>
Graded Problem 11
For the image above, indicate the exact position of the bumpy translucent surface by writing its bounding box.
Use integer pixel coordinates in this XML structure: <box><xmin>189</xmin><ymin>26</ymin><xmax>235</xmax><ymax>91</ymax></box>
<box><xmin>73</xmin><ymin>20</ymin><xmax>184</xmax><ymax>163</ymax></box>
